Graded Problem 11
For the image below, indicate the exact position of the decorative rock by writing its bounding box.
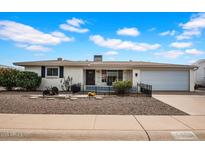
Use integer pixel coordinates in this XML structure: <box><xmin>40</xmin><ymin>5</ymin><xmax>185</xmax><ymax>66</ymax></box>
<box><xmin>29</xmin><ymin>97</ymin><xmax>38</xmax><ymax>99</ymax></box>
<box><xmin>29</xmin><ymin>95</ymin><xmax>41</xmax><ymax>98</ymax></box>
<box><xmin>47</xmin><ymin>98</ymin><xmax>55</xmax><ymax>100</ymax></box>
<box><xmin>55</xmin><ymin>96</ymin><xmax>66</xmax><ymax>99</ymax></box>
<box><xmin>74</xmin><ymin>95</ymin><xmax>88</xmax><ymax>98</ymax></box>
<box><xmin>95</xmin><ymin>96</ymin><xmax>103</xmax><ymax>100</ymax></box>
<box><xmin>70</xmin><ymin>97</ymin><xmax>78</xmax><ymax>101</ymax></box>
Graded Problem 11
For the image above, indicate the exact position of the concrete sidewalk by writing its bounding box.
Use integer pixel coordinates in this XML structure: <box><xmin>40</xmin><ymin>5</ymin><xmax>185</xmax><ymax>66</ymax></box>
<box><xmin>0</xmin><ymin>114</ymin><xmax>205</xmax><ymax>140</ymax></box>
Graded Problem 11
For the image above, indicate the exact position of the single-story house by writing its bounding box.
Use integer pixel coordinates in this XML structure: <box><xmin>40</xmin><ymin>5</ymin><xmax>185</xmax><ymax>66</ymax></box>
<box><xmin>14</xmin><ymin>55</ymin><xmax>196</xmax><ymax>91</ymax></box>
<box><xmin>193</xmin><ymin>59</ymin><xmax>205</xmax><ymax>86</ymax></box>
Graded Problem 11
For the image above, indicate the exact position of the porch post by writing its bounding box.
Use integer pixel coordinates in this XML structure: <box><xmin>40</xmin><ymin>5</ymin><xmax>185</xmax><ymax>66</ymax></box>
<box><xmin>132</xmin><ymin>69</ymin><xmax>140</xmax><ymax>86</ymax></box>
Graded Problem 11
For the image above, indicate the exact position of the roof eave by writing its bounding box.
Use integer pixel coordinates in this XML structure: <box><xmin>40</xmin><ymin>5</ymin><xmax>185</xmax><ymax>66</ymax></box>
<box><xmin>13</xmin><ymin>62</ymin><xmax>197</xmax><ymax>69</ymax></box>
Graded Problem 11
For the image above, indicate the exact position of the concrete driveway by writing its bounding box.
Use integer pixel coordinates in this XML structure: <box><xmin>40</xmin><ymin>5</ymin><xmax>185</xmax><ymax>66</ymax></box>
<box><xmin>153</xmin><ymin>95</ymin><xmax>205</xmax><ymax>115</ymax></box>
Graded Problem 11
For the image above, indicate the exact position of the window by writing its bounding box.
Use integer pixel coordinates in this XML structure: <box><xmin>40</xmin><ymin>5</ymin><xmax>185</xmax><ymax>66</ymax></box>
<box><xmin>46</xmin><ymin>67</ymin><xmax>59</xmax><ymax>77</ymax></box>
<box><xmin>118</xmin><ymin>70</ymin><xmax>123</xmax><ymax>81</ymax></box>
<box><xmin>102</xmin><ymin>70</ymin><xmax>123</xmax><ymax>85</ymax></box>
<box><xmin>107</xmin><ymin>70</ymin><xmax>118</xmax><ymax>86</ymax></box>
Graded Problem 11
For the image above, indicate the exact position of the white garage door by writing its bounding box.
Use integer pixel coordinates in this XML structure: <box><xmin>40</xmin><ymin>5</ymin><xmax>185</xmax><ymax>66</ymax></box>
<box><xmin>141</xmin><ymin>70</ymin><xmax>189</xmax><ymax>91</ymax></box>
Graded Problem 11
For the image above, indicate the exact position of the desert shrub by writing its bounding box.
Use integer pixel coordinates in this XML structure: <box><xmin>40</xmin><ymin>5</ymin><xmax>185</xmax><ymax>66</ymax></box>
<box><xmin>43</xmin><ymin>89</ymin><xmax>51</xmax><ymax>96</ymax></box>
<box><xmin>60</xmin><ymin>76</ymin><xmax>73</xmax><ymax>91</ymax></box>
<box><xmin>42</xmin><ymin>87</ymin><xmax>59</xmax><ymax>96</ymax></box>
<box><xmin>71</xmin><ymin>83</ymin><xmax>81</xmax><ymax>93</ymax></box>
<box><xmin>52</xmin><ymin>87</ymin><xmax>59</xmax><ymax>95</ymax></box>
<box><xmin>16</xmin><ymin>71</ymin><xmax>41</xmax><ymax>90</ymax></box>
<box><xmin>0</xmin><ymin>68</ymin><xmax>19</xmax><ymax>90</ymax></box>
<box><xmin>112</xmin><ymin>80</ymin><xmax>132</xmax><ymax>94</ymax></box>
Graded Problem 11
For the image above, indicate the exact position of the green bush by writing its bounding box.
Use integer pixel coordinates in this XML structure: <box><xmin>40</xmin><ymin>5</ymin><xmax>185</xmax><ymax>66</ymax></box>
<box><xmin>112</xmin><ymin>80</ymin><xmax>132</xmax><ymax>94</ymax></box>
<box><xmin>0</xmin><ymin>68</ymin><xmax>19</xmax><ymax>90</ymax></box>
<box><xmin>16</xmin><ymin>71</ymin><xmax>41</xmax><ymax>90</ymax></box>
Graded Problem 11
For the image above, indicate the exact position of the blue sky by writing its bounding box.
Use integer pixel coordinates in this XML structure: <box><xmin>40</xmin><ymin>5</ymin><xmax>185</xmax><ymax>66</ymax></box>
<box><xmin>0</xmin><ymin>12</ymin><xmax>205</xmax><ymax>66</ymax></box>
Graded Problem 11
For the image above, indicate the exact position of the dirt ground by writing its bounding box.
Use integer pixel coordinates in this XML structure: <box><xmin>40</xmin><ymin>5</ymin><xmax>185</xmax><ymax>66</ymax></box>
<box><xmin>0</xmin><ymin>91</ymin><xmax>187</xmax><ymax>115</ymax></box>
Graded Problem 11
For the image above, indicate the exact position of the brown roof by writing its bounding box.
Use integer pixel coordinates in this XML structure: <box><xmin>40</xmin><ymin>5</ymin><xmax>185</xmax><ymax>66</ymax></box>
<box><xmin>13</xmin><ymin>59</ymin><xmax>197</xmax><ymax>69</ymax></box>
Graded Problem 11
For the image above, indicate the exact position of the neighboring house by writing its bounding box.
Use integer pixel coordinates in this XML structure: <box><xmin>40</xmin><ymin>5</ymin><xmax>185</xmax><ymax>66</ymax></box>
<box><xmin>14</xmin><ymin>55</ymin><xmax>196</xmax><ymax>91</ymax></box>
<box><xmin>193</xmin><ymin>59</ymin><xmax>205</xmax><ymax>86</ymax></box>
<box><xmin>0</xmin><ymin>64</ymin><xmax>24</xmax><ymax>70</ymax></box>
<box><xmin>0</xmin><ymin>64</ymin><xmax>14</xmax><ymax>69</ymax></box>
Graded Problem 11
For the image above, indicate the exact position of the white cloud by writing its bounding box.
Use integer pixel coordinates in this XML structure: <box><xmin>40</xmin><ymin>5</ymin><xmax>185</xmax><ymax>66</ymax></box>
<box><xmin>155</xmin><ymin>48</ymin><xmax>204</xmax><ymax>59</ymax></box>
<box><xmin>60</xmin><ymin>24</ymin><xmax>89</xmax><ymax>33</ymax></box>
<box><xmin>25</xmin><ymin>45</ymin><xmax>50</xmax><ymax>52</ymax></box>
<box><xmin>188</xmin><ymin>59</ymin><xmax>197</xmax><ymax>64</ymax></box>
<box><xmin>51</xmin><ymin>31</ymin><xmax>74</xmax><ymax>42</ymax></box>
<box><xmin>60</xmin><ymin>17</ymin><xmax>89</xmax><ymax>33</ymax></box>
<box><xmin>185</xmin><ymin>48</ymin><xmax>204</xmax><ymax>55</ymax></box>
<box><xmin>154</xmin><ymin>50</ymin><xmax>184</xmax><ymax>59</ymax></box>
<box><xmin>67</xmin><ymin>17</ymin><xmax>85</xmax><ymax>27</ymax></box>
<box><xmin>159</xmin><ymin>30</ymin><xmax>176</xmax><ymax>36</ymax></box>
<box><xmin>170</xmin><ymin>42</ymin><xmax>192</xmax><ymax>48</ymax></box>
<box><xmin>117</xmin><ymin>27</ymin><xmax>140</xmax><ymax>37</ymax></box>
<box><xmin>176</xmin><ymin>29</ymin><xmax>201</xmax><ymax>40</ymax></box>
<box><xmin>90</xmin><ymin>35</ymin><xmax>160</xmax><ymax>51</ymax></box>
<box><xmin>148</xmin><ymin>27</ymin><xmax>156</xmax><ymax>31</ymax></box>
<box><xmin>0</xmin><ymin>20</ymin><xmax>72</xmax><ymax>45</ymax></box>
<box><xmin>180</xmin><ymin>13</ymin><xmax>205</xmax><ymax>30</ymax></box>
<box><xmin>177</xmin><ymin>13</ymin><xmax>205</xmax><ymax>40</ymax></box>
<box><xmin>16</xmin><ymin>44</ymin><xmax>51</xmax><ymax>52</ymax></box>
<box><xmin>105</xmin><ymin>51</ymin><xmax>118</xmax><ymax>56</ymax></box>
<box><xmin>0</xmin><ymin>20</ymin><xmax>73</xmax><ymax>52</ymax></box>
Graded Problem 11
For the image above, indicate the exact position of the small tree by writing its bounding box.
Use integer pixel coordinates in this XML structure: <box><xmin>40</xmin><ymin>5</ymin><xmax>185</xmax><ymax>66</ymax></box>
<box><xmin>0</xmin><ymin>68</ymin><xmax>19</xmax><ymax>90</ymax></box>
<box><xmin>16</xmin><ymin>71</ymin><xmax>41</xmax><ymax>90</ymax></box>
<box><xmin>112</xmin><ymin>80</ymin><xmax>132</xmax><ymax>94</ymax></box>
<box><xmin>60</xmin><ymin>76</ymin><xmax>73</xmax><ymax>91</ymax></box>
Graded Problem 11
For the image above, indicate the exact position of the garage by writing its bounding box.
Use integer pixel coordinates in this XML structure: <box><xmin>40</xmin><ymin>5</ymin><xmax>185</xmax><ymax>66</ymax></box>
<box><xmin>140</xmin><ymin>70</ymin><xmax>189</xmax><ymax>91</ymax></box>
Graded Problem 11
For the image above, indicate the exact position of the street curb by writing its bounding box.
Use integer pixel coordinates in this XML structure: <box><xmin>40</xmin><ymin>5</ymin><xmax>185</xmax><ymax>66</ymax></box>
<box><xmin>0</xmin><ymin>129</ymin><xmax>148</xmax><ymax>141</ymax></box>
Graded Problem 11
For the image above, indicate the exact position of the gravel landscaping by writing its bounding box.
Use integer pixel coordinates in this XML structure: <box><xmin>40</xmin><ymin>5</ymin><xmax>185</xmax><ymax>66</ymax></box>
<box><xmin>0</xmin><ymin>92</ymin><xmax>188</xmax><ymax>115</ymax></box>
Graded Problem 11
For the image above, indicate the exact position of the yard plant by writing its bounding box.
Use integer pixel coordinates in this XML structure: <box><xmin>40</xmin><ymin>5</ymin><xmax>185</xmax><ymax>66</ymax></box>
<box><xmin>112</xmin><ymin>80</ymin><xmax>132</xmax><ymax>94</ymax></box>
<box><xmin>60</xmin><ymin>76</ymin><xmax>73</xmax><ymax>91</ymax></box>
<box><xmin>16</xmin><ymin>71</ymin><xmax>41</xmax><ymax>90</ymax></box>
<box><xmin>0</xmin><ymin>68</ymin><xmax>18</xmax><ymax>90</ymax></box>
<box><xmin>0</xmin><ymin>68</ymin><xmax>41</xmax><ymax>91</ymax></box>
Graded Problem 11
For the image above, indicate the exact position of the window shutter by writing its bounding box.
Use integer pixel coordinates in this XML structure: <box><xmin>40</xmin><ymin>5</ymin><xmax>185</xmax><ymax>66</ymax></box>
<box><xmin>41</xmin><ymin>66</ymin><xmax>45</xmax><ymax>78</ymax></box>
<box><xmin>59</xmin><ymin>66</ymin><xmax>64</xmax><ymax>78</ymax></box>
<box><xmin>118</xmin><ymin>70</ymin><xmax>123</xmax><ymax>81</ymax></box>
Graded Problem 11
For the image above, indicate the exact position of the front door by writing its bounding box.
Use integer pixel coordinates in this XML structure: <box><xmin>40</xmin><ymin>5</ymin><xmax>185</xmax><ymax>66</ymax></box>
<box><xmin>86</xmin><ymin>70</ymin><xmax>95</xmax><ymax>85</ymax></box>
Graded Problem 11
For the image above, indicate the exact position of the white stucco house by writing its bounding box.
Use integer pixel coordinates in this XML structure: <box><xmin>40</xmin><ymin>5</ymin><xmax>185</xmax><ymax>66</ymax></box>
<box><xmin>14</xmin><ymin>55</ymin><xmax>196</xmax><ymax>91</ymax></box>
<box><xmin>193</xmin><ymin>59</ymin><xmax>205</xmax><ymax>86</ymax></box>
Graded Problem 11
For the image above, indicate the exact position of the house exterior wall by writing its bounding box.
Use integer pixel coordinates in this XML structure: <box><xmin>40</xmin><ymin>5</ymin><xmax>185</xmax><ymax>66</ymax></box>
<box><xmin>24</xmin><ymin>66</ymin><xmax>83</xmax><ymax>90</ymax></box>
<box><xmin>25</xmin><ymin>66</ymin><xmax>41</xmax><ymax>76</ymax></box>
<box><xmin>24</xmin><ymin>66</ymin><xmax>194</xmax><ymax>91</ymax></box>
<box><xmin>194</xmin><ymin>61</ymin><xmax>205</xmax><ymax>86</ymax></box>
<box><xmin>39</xmin><ymin>78</ymin><xmax>62</xmax><ymax>90</ymax></box>
<box><xmin>64</xmin><ymin>67</ymin><xmax>83</xmax><ymax>85</ymax></box>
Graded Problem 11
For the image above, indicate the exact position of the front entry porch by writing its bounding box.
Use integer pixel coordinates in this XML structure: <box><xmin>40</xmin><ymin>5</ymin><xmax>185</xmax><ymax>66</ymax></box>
<box><xmin>84</xmin><ymin>69</ymin><xmax>133</xmax><ymax>86</ymax></box>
